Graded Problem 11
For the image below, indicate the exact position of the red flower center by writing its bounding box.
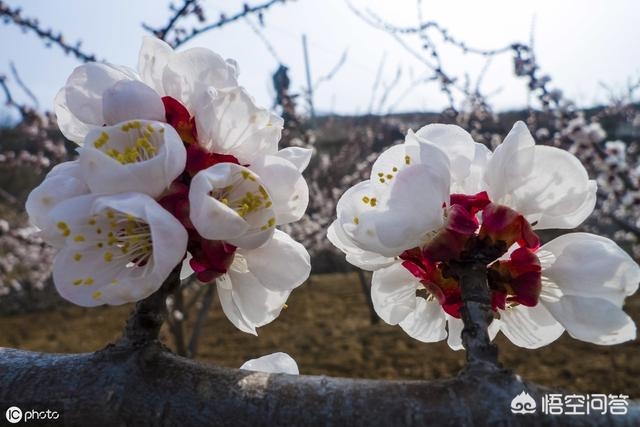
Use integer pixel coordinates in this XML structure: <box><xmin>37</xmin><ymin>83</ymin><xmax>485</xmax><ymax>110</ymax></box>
<box><xmin>400</xmin><ymin>191</ymin><xmax>542</xmax><ymax>318</ymax></box>
<box><xmin>158</xmin><ymin>97</ymin><xmax>241</xmax><ymax>282</ymax></box>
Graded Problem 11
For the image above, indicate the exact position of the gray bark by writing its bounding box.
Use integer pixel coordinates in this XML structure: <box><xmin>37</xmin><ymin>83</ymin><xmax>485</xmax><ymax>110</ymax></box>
<box><xmin>1</xmin><ymin>266</ymin><xmax>638</xmax><ymax>426</ymax></box>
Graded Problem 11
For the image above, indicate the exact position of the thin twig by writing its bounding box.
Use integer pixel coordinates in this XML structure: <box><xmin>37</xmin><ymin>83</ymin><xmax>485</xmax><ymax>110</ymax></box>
<box><xmin>313</xmin><ymin>49</ymin><xmax>348</xmax><ymax>91</ymax></box>
<box><xmin>9</xmin><ymin>62</ymin><xmax>39</xmax><ymax>109</ymax></box>
<box><xmin>172</xmin><ymin>0</ymin><xmax>286</xmax><ymax>48</ymax></box>
<box><xmin>0</xmin><ymin>1</ymin><xmax>97</xmax><ymax>62</ymax></box>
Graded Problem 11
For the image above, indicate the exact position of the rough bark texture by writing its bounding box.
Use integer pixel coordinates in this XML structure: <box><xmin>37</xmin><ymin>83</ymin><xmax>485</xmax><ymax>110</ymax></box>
<box><xmin>455</xmin><ymin>260</ymin><xmax>500</xmax><ymax>370</ymax></box>
<box><xmin>1</xmin><ymin>266</ymin><xmax>638</xmax><ymax>426</ymax></box>
<box><xmin>1</xmin><ymin>344</ymin><xmax>638</xmax><ymax>426</ymax></box>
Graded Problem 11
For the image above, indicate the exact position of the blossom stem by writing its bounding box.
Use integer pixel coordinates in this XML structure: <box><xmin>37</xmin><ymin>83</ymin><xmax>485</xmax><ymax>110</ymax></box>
<box><xmin>120</xmin><ymin>265</ymin><xmax>182</xmax><ymax>345</ymax></box>
<box><xmin>451</xmin><ymin>260</ymin><xmax>500</xmax><ymax>371</ymax></box>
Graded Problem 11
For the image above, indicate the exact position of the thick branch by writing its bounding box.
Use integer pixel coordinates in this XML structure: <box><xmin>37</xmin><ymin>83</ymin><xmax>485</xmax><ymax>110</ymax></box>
<box><xmin>0</xmin><ymin>344</ymin><xmax>632</xmax><ymax>426</ymax></box>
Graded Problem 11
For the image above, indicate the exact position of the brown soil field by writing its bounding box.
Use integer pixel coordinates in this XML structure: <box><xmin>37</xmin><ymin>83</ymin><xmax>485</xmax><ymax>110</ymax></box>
<box><xmin>1</xmin><ymin>273</ymin><xmax>638</xmax><ymax>396</ymax></box>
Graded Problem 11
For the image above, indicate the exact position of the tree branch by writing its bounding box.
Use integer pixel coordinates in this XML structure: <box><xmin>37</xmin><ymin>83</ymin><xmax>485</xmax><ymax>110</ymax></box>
<box><xmin>0</xmin><ymin>1</ymin><xmax>97</xmax><ymax>62</ymax></box>
<box><xmin>0</xmin><ymin>344</ymin><xmax>631</xmax><ymax>426</ymax></box>
<box><xmin>451</xmin><ymin>260</ymin><xmax>500</xmax><ymax>371</ymax></box>
<box><xmin>119</xmin><ymin>266</ymin><xmax>181</xmax><ymax>346</ymax></box>
<box><xmin>172</xmin><ymin>0</ymin><xmax>286</xmax><ymax>48</ymax></box>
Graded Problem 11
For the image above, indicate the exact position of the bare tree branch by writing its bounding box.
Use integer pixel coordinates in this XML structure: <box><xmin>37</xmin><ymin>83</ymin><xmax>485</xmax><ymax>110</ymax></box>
<box><xmin>0</xmin><ymin>1</ymin><xmax>97</xmax><ymax>62</ymax></box>
<box><xmin>171</xmin><ymin>0</ymin><xmax>287</xmax><ymax>48</ymax></box>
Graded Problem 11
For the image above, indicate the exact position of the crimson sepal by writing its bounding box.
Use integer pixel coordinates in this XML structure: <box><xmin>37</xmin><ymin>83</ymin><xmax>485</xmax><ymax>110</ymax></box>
<box><xmin>158</xmin><ymin>181</ymin><xmax>192</xmax><ymax>229</ymax></box>
<box><xmin>423</xmin><ymin>204</ymin><xmax>479</xmax><ymax>262</ymax></box>
<box><xmin>400</xmin><ymin>255</ymin><xmax>463</xmax><ymax>318</ymax></box>
<box><xmin>488</xmin><ymin>247</ymin><xmax>541</xmax><ymax>307</ymax></box>
<box><xmin>450</xmin><ymin>191</ymin><xmax>491</xmax><ymax>224</ymax></box>
<box><xmin>162</xmin><ymin>96</ymin><xmax>198</xmax><ymax>144</ymax></box>
<box><xmin>189</xmin><ymin>240</ymin><xmax>237</xmax><ymax>283</ymax></box>
<box><xmin>479</xmin><ymin>203</ymin><xmax>540</xmax><ymax>250</ymax></box>
<box><xmin>185</xmin><ymin>143</ymin><xmax>240</xmax><ymax>176</ymax></box>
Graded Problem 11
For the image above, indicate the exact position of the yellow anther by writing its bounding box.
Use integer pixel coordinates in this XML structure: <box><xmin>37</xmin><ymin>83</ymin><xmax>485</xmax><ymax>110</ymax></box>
<box><xmin>370</xmin><ymin>198</ymin><xmax>377</xmax><ymax>207</ymax></box>
<box><xmin>130</xmin><ymin>121</ymin><xmax>141</xmax><ymax>129</ymax></box>
<box><xmin>92</xmin><ymin>290</ymin><xmax>102</xmax><ymax>300</ymax></box>
<box><xmin>265</xmin><ymin>201</ymin><xmax>272</xmax><ymax>208</ymax></box>
<box><xmin>106</xmin><ymin>211</ymin><xmax>115</xmax><ymax>220</ymax></box>
<box><xmin>378</xmin><ymin>172</ymin><xmax>384</xmax><ymax>177</ymax></box>
<box><xmin>96</xmin><ymin>228</ymin><xmax>102</xmax><ymax>234</ymax></box>
<box><xmin>379</xmin><ymin>178</ymin><xmax>385</xmax><ymax>183</ymax></box>
<box><xmin>93</xmin><ymin>131</ymin><xmax>110</xmax><ymax>148</ymax></box>
<box><xmin>404</xmin><ymin>155</ymin><xmax>411</xmax><ymax>165</ymax></box>
<box><xmin>258</xmin><ymin>186</ymin><xmax>269</xmax><ymax>200</ymax></box>
<box><xmin>97</xmin><ymin>242</ymin><xmax>104</xmax><ymax>248</ymax></box>
<box><xmin>283</xmin><ymin>303</ymin><xmax>289</xmax><ymax>309</ymax></box>
<box><xmin>362</xmin><ymin>196</ymin><xmax>370</xmax><ymax>204</ymax></box>
<box><xmin>104</xmin><ymin>252</ymin><xmax>113</xmax><ymax>262</ymax></box>
<box><xmin>56</xmin><ymin>221</ymin><xmax>69</xmax><ymax>230</ymax></box>
<box><xmin>74</xmin><ymin>235</ymin><xmax>85</xmax><ymax>242</ymax></box>
<box><xmin>84</xmin><ymin>277</ymin><xmax>94</xmax><ymax>285</ymax></box>
<box><xmin>73</xmin><ymin>279</ymin><xmax>83</xmax><ymax>286</ymax></box>
<box><xmin>392</xmin><ymin>166</ymin><xmax>398</xmax><ymax>172</ymax></box>
<box><xmin>353</xmin><ymin>216</ymin><xmax>360</xmax><ymax>224</ymax></box>
<box><xmin>386</xmin><ymin>174</ymin><xmax>393</xmax><ymax>180</ymax></box>
<box><xmin>88</xmin><ymin>218</ymin><xmax>96</xmax><ymax>225</ymax></box>
<box><xmin>73</xmin><ymin>253</ymin><xmax>82</xmax><ymax>262</ymax></box>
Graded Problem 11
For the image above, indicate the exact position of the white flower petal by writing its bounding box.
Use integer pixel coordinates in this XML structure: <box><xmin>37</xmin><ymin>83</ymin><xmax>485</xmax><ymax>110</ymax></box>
<box><xmin>102</xmin><ymin>80</ymin><xmax>165</xmax><ymax>125</ymax></box>
<box><xmin>137</xmin><ymin>36</ymin><xmax>173</xmax><ymax>95</ymax></box>
<box><xmin>79</xmin><ymin>120</ymin><xmax>186</xmax><ymax>198</ymax></box>
<box><xmin>240</xmin><ymin>352</ymin><xmax>299</xmax><ymax>375</ymax></box>
<box><xmin>26</xmin><ymin>161</ymin><xmax>89</xmax><ymax>236</ymax></box>
<box><xmin>399</xmin><ymin>298</ymin><xmax>448</xmax><ymax>343</ymax></box>
<box><xmin>485</xmin><ymin>122</ymin><xmax>596</xmax><ymax>229</ymax></box>
<box><xmin>371</xmin><ymin>262</ymin><xmax>419</xmax><ymax>325</ymax></box>
<box><xmin>241</xmin><ymin>230</ymin><xmax>310</xmax><ymax>292</ymax></box>
<box><xmin>228</xmin><ymin>266</ymin><xmax>291</xmax><ymax>329</ymax></box>
<box><xmin>458</xmin><ymin>142</ymin><xmax>491</xmax><ymax>194</ymax></box>
<box><xmin>326</xmin><ymin>221</ymin><xmax>394</xmax><ymax>271</ymax></box>
<box><xmin>275</xmin><ymin>147</ymin><xmax>313</xmax><ymax>172</ymax></box>
<box><xmin>180</xmin><ymin>252</ymin><xmax>194</xmax><ymax>281</ymax></box>
<box><xmin>163</xmin><ymin>47</ymin><xmax>239</xmax><ymax>109</ymax></box>
<box><xmin>371</xmin><ymin>164</ymin><xmax>448</xmax><ymax>251</ymax></box>
<box><xmin>414</xmin><ymin>123</ymin><xmax>477</xmax><ymax>184</ymax></box>
<box><xmin>484</xmin><ymin>121</ymin><xmax>534</xmax><ymax>201</ymax></box>
<box><xmin>194</xmin><ymin>87</ymin><xmax>281</xmax><ymax>164</ymax></box>
<box><xmin>250</xmin><ymin>154</ymin><xmax>309</xmax><ymax>225</ymax></box>
<box><xmin>54</xmin><ymin>62</ymin><xmax>139</xmax><ymax>143</ymax></box>
<box><xmin>498</xmin><ymin>304</ymin><xmax>565</xmax><ymax>349</ymax></box>
<box><xmin>540</xmin><ymin>233</ymin><xmax>640</xmax><ymax>306</ymax></box>
<box><xmin>446</xmin><ymin>316</ymin><xmax>464</xmax><ymax>350</ymax></box>
<box><xmin>189</xmin><ymin>163</ymin><xmax>276</xmax><ymax>249</ymax></box>
<box><xmin>541</xmin><ymin>295</ymin><xmax>636</xmax><ymax>345</ymax></box>
<box><xmin>217</xmin><ymin>279</ymin><xmax>256</xmax><ymax>335</ymax></box>
<box><xmin>50</xmin><ymin>192</ymin><xmax>187</xmax><ymax>306</ymax></box>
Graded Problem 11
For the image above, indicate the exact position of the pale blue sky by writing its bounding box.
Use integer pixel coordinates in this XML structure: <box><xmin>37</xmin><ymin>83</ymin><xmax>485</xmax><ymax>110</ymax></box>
<box><xmin>1</xmin><ymin>0</ymin><xmax>639</xmax><ymax>117</ymax></box>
